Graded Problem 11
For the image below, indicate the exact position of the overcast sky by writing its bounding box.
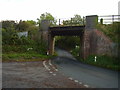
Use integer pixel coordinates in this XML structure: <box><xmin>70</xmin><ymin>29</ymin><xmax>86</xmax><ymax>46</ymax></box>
<box><xmin>0</xmin><ymin>0</ymin><xmax>119</xmax><ymax>21</ymax></box>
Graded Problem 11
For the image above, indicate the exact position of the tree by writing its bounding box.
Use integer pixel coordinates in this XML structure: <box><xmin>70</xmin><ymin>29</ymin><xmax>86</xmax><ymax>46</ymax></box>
<box><xmin>63</xmin><ymin>14</ymin><xmax>84</xmax><ymax>26</ymax></box>
<box><xmin>37</xmin><ymin>12</ymin><xmax>57</xmax><ymax>27</ymax></box>
<box><xmin>17</xmin><ymin>20</ymin><xmax>30</xmax><ymax>31</ymax></box>
<box><xmin>2</xmin><ymin>27</ymin><xmax>19</xmax><ymax>45</ymax></box>
<box><xmin>2</xmin><ymin>20</ymin><xmax>19</xmax><ymax>45</ymax></box>
<box><xmin>16</xmin><ymin>20</ymin><xmax>38</xmax><ymax>32</ymax></box>
<box><xmin>2</xmin><ymin>20</ymin><xmax>16</xmax><ymax>30</ymax></box>
<box><xmin>26</xmin><ymin>20</ymin><xmax>36</xmax><ymax>25</ymax></box>
<box><xmin>26</xmin><ymin>20</ymin><xmax>38</xmax><ymax>31</ymax></box>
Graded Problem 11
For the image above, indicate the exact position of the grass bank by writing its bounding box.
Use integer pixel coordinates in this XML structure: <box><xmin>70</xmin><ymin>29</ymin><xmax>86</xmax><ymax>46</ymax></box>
<box><xmin>2</xmin><ymin>53</ymin><xmax>54</xmax><ymax>62</ymax></box>
<box><xmin>76</xmin><ymin>55</ymin><xmax>119</xmax><ymax>71</ymax></box>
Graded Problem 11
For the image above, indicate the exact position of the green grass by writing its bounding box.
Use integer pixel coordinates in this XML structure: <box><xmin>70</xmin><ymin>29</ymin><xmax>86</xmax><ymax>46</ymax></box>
<box><xmin>70</xmin><ymin>46</ymin><xmax>119</xmax><ymax>71</ymax></box>
<box><xmin>2</xmin><ymin>44</ymin><xmax>57</xmax><ymax>62</ymax></box>
<box><xmin>2</xmin><ymin>53</ymin><xmax>54</xmax><ymax>62</ymax></box>
<box><xmin>76</xmin><ymin>55</ymin><xmax>120</xmax><ymax>71</ymax></box>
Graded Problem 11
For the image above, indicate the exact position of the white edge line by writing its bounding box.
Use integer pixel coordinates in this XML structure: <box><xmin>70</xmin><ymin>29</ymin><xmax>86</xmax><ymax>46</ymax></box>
<box><xmin>68</xmin><ymin>77</ymin><xmax>73</xmax><ymax>80</ymax></box>
<box><xmin>84</xmin><ymin>84</ymin><xmax>89</xmax><ymax>88</ymax></box>
<box><xmin>49</xmin><ymin>60</ymin><xmax>58</xmax><ymax>71</ymax></box>
<box><xmin>49</xmin><ymin>71</ymin><xmax>53</xmax><ymax>73</ymax></box>
<box><xmin>79</xmin><ymin>82</ymin><xmax>82</xmax><ymax>84</ymax></box>
<box><xmin>55</xmin><ymin>69</ymin><xmax>58</xmax><ymax>71</ymax></box>
<box><xmin>43</xmin><ymin>61</ymin><xmax>50</xmax><ymax>71</ymax></box>
<box><xmin>68</xmin><ymin>76</ymin><xmax>89</xmax><ymax>87</ymax></box>
<box><xmin>52</xmin><ymin>73</ymin><xmax>56</xmax><ymax>76</ymax></box>
<box><xmin>49</xmin><ymin>60</ymin><xmax>52</xmax><ymax>66</ymax></box>
<box><xmin>74</xmin><ymin>80</ymin><xmax>79</xmax><ymax>83</ymax></box>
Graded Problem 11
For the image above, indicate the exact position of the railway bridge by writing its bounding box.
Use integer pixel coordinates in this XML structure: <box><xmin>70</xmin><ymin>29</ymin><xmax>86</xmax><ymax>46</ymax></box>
<box><xmin>40</xmin><ymin>15</ymin><xmax>115</xmax><ymax>59</ymax></box>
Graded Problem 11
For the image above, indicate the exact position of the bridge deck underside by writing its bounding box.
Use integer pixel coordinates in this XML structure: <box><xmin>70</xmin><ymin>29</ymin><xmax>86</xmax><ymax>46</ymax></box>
<box><xmin>49</xmin><ymin>26</ymin><xmax>85</xmax><ymax>36</ymax></box>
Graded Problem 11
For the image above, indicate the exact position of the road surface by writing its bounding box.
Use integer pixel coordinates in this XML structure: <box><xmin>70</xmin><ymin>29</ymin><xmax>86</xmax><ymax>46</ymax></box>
<box><xmin>52</xmin><ymin>48</ymin><xmax>119</xmax><ymax>88</ymax></box>
<box><xmin>2</xmin><ymin>60</ymin><xmax>85</xmax><ymax>88</ymax></box>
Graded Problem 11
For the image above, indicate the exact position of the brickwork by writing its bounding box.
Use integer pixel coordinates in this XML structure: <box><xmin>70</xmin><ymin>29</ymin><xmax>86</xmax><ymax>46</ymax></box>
<box><xmin>81</xmin><ymin>30</ymin><xmax>91</xmax><ymax>59</ymax></box>
<box><xmin>81</xmin><ymin>29</ymin><xmax>118</xmax><ymax>59</ymax></box>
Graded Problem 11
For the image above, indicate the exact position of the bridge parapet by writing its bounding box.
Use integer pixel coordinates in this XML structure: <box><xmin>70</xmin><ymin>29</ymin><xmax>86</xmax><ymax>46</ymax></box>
<box><xmin>40</xmin><ymin>20</ymin><xmax>50</xmax><ymax>43</ymax></box>
<box><xmin>85</xmin><ymin>15</ymin><xmax>98</xmax><ymax>30</ymax></box>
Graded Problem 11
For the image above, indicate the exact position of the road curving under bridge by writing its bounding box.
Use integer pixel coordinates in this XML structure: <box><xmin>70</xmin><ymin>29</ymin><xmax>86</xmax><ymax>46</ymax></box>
<box><xmin>52</xmin><ymin>48</ymin><xmax>119</xmax><ymax>88</ymax></box>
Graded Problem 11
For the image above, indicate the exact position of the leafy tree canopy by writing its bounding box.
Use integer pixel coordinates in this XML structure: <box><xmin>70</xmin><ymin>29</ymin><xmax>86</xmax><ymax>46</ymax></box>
<box><xmin>17</xmin><ymin>20</ymin><xmax>38</xmax><ymax>31</ymax></box>
<box><xmin>26</xmin><ymin>20</ymin><xmax>36</xmax><ymax>25</ymax></box>
<box><xmin>37</xmin><ymin>12</ymin><xmax>57</xmax><ymax>27</ymax></box>
<box><xmin>2</xmin><ymin>20</ymin><xmax>16</xmax><ymax>30</ymax></box>
<box><xmin>63</xmin><ymin>14</ymin><xmax>84</xmax><ymax>26</ymax></box>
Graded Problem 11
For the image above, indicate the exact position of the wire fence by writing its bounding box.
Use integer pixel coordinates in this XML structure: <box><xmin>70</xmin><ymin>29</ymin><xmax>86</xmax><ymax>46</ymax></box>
<box><xmin>57</xmin><ymin>15</ymin><xmax>120</xmax><ymax>26</ymax></box>
<box><xmin>56</xmin><ymin>18</ymin><xmax>71</xmax><ymax>25</ymax></box>
<box><xmin>98</xmin><ymin>15</ymin><xmax>120</xmax><ymax>24</ymax></box>
<box><xmin>56</xmin><ymin>16</ymin><xmax>86</xmax><ymax>26</ymax></box>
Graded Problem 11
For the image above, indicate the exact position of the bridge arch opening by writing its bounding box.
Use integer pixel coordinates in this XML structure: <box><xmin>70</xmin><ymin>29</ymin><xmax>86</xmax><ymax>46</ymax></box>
<box><xmin>48</xmin><ymin>26</ymin><xmax>85</xmax><ymax>57</ymax></box>
<box><xmin>54</xmin><ymin>36</ymin><xmax>82</xmax><ymax>57</ymax></box>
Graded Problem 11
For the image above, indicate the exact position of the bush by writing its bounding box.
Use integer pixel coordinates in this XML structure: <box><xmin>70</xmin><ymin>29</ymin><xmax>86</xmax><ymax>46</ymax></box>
<box><xmin>71</xmin><ymin>46</ymin><xmax>80</xmax><ymax>57</ymax></box>
<box><xmin>2</xmin><ymin>29</ymin><xmax>47</xmax><ymax>54</ymax></box>
<box><xmin>2</xmin><ymin>28</ymin><xmax>18</xmax><ymax>45</ymax></box>
<box><xmin>97</xmin><ymin>22</ymin><xmax>120</xmax><ymax>43</ymax></box>
<box><xmin>3</xmin><ymin>42</ymin><xmax>47</xmax><ymax>55</ymax></box>
<box><xmin>2</xmin><ymin>20</ymin><xmax>48</xmax><ymax>57</ymax></box>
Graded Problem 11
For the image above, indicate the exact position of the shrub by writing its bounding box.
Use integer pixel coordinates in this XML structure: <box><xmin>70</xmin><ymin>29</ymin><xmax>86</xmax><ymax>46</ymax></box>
<box><xmin>97</xmin><ymin>22</ymin><xmax>120</xmax><ymax>43</ymax></box>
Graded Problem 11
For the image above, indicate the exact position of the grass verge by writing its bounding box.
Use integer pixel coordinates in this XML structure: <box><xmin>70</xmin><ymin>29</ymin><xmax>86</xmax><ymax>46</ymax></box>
<box><xmin>76</xmin><ymin>55</ymin><xmax>120</xmax><ymax>71</ymax></box>
<box><xmin>2</xmin><ymin>53</ymin><xmax>55</xmax><ymax>62</ymax></box>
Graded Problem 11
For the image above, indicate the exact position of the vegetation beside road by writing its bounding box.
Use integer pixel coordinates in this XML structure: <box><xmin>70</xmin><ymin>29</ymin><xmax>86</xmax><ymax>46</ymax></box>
<box><xmin>2</xmin><ymin>53</ymin><xmax>53</xmax><ymax>62</ymax></box>
<box><xmin>97</xmin><ymin>22</ymin><xmax>120</xmax><ymax>43</ymax></box>
<box><xmin>76</xmin><ymin>55</ymin><xmax>119</xmax><ymax>71</ymax></box>
<box><xmin>70</xmin><ymin>42</ymin><xmax>119</xmax><ymax>71</ymax></box>
<box><xmin>2</xmin><ymin>12</ymin><xmax>56</xmax><ymax>62</ymax></box>
<box><xmin>70</xmin><ymin>46</ymin><xmax>119</xmax><ymax>71</ymax></box>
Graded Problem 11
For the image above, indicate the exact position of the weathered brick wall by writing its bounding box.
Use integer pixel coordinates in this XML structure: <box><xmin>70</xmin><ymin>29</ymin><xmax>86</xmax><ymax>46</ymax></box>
<box><xmin>81</xmin><ymin>30</ymin><xmax>91</xmax><ymax>59</ymax></box>
<box><xmin>42</xmin><ymin>31</ymin><xmax>49</xmax><ymax>41</ymax></box>
<box><xmin>81</xmin><ymin>29</ymin><xmax>118</xmax><ymax>59</ymax></box>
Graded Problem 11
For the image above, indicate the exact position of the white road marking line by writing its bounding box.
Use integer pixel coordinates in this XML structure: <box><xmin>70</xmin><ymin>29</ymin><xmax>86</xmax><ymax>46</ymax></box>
<box><xmin>49</xmin><ymin>71</ymin><xmax>53</xmax><ymax>74</ymax></box>
<box><xmin>68</xmin><ymin>76</ymin><xmax>90</xmax><ymax>87</ymax></box>
<box><xmin>79</xmin><ymin>82</ymin><xmax>82</xmax><ymax>84</ymax></box>
<box><xmin>43</xmin><ymin>61</ymin><xmax>50</xmax><ymax>71</ymax></box>
<box><xmin>84</xmin><ymin>84</ymin><xmax>89</xmax><ymax>88</ymax></box>
<box><xmin>55</xmin><ymin>69</ymin><xmax>58</xmax><ymax>71</ymax></box>
<box><xmin>68</xmin><ymin>77</ymin><xmax>73</xmax><ymax>80</ymax></box>
<box><xmin>74</xmin><ymin>80</ymin><xmax>79</xmax><ymax>83</ymax></box>
<box><xmin>49</xmin><ymin>60</ymin><xmax>52</xmax><ymax>66</ymax></box>
<box><xmin>53</xmin><ymin>74</ymin><xmax>56</xmax><ymax>76</ymax></box>
<box><xmin>49</xmin><ymin>60</ymin><xmax>58</xmax><ymax>71</ymax></box>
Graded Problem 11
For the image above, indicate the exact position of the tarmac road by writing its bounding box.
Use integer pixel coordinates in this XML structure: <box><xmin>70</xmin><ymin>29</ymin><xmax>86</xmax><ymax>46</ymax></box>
<box><xmin>2</xmin><ymin>60</ymin><xmax>85</xmax><ymax>88</ymax></box>
<box><xmin>52</xmin><ymin>48</ymin><xmax>119</xmax><ymax>88</ymax></box>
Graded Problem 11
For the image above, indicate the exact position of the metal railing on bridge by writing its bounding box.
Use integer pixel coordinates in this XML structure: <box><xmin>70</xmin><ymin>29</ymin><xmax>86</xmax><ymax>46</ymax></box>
<box><xmin>57</xmin><ymin>15</ymin><xmax>120</xmax><ymax>26</ymax></box>
<box><xmin>56</xmin><ymin>17</ymin><xmax>86</xmax><ymax>26</ymax></box>
<box><xmin>98</xmin><ymin>15</ymin><xmax>120</xmax><ymax>24</ymax></box>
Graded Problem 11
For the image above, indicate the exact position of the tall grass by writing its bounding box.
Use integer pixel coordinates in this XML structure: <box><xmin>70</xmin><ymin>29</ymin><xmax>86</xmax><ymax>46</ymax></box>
<box><xmin>78</xmin><ymin>55</ymin><xmax>119</xmax><ymax>71</ymax></box>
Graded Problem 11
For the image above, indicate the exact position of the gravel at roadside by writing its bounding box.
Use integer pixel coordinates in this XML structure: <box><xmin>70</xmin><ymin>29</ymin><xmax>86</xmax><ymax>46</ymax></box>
<box><xmin>2</xmin><ymin>61</ymin><xmax>86</xmax><ymax>88</ymax></box>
